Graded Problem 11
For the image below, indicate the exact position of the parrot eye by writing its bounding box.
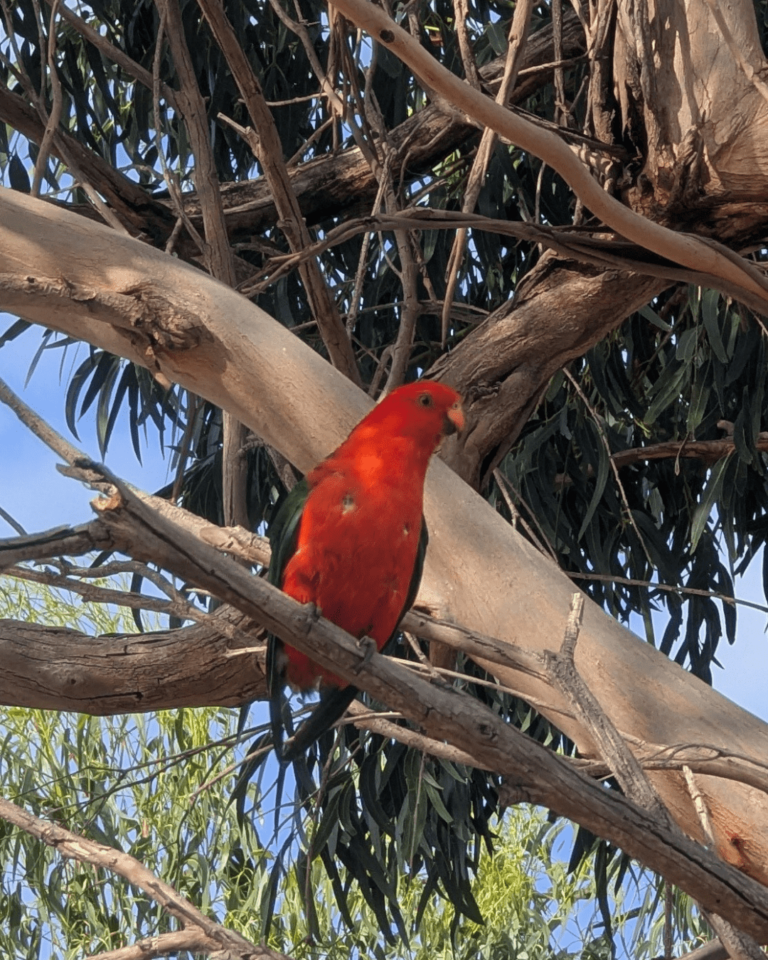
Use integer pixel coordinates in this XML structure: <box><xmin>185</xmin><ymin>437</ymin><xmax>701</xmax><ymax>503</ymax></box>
<box><xmin>418</xmin><ymin>392</ymin><xmax>433</xmax><ymax>407</ymax></box>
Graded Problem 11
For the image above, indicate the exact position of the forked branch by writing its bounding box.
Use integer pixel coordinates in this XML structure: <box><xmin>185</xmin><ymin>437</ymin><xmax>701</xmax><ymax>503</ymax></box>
<box><xmin>330</xmin><ymin>0</ymin><xmax>768</xmax><ymax>313</ymax></box>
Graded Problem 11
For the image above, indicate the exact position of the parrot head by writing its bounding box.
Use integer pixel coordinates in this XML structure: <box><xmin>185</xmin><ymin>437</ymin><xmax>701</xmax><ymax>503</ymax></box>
<box><xmin>363</xmin><ymin>380</ymin><xmax>465</xmax><ymax>452</ymax></box>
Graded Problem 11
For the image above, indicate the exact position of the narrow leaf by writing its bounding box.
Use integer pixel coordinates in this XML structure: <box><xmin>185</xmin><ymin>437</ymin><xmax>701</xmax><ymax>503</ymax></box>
<box><xmin>691</xmin><ymin>456</ymin><xmax>732</xmax><ymax>552</ymax></box>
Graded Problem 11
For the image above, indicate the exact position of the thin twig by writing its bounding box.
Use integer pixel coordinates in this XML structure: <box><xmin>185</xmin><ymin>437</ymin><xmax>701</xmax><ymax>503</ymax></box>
<box><xmin>346</xmin><ymin>700</ymin><xmax>479</xmax><ymax>765</ymax></box>
<box><xmin>242</xmin><ymin>207</ymin><xmax>743</xmax><ymax>302</ymax></box>
<box><xmin>684</xmin><ymin>765</ymin><xmax>717</xmax><ymax>846</ymax></box>
<box><xmin>31</xmin><ymin>0</ymin><xmax>62</xmax><ymax>198</ymax></box>
<box><xmin>0</xmin><ymin>505</ymin><xmax>26</xmax><ymax>536</ymax></box>
<box><xmin>0</xmin><ymin>375</ymin><xmax>85</xmax><ymax>465</ymax></box>
<box><xmin>552</xmin><ymin>0</ymin><xmax>569</xmax><ymax>127</ymax></box>
<box><xmin>2</xmin><ymin>0</ymin><xmax>128</xmax><ymax>231</ymax></box>
<box><xmin>6</xmin><ymin>564</ymin><xmax>213</xmax><ymax>628</ymax></box>
<box><xmin>453</xmin><ymin>0</ymin><xmax>481</xmax><ymax>90</ymax></box>
<box><xmin>569</xmin><ymin>572</ymin><xmax>752</xmax><ymax>613</ymax></box>
<box><xmin>152</xmin><ymin>10</ymin><xmax>204</xmax><ymax>255</ymax></box>
<box><xmin>51</xmin><ymin>1</ymin><xmax>179</xmax><ymax>107</ymax></box>
<box><xmin>493</xmin><ymin>468</ymin><xmax>560</xmax><ymax>564</ymax></box>
<box><xmin>441</xmin><ymin>0</ymin><xmax>535</xmax><ymax>345</ymax></box>
<box><xmin>546</xmin><ymin>592</ymin><xmax>673</xmax><ymax>822</ymax></box>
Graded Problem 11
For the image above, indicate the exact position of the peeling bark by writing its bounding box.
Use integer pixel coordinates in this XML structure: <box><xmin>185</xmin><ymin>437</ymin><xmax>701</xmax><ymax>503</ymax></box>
<box><xmin>615</xmin><ymin>0</ymin><xmax>768</xmax><ymax>219</ymax></box>
<box><xmin>431</xmin><ymin>258</ymin><xmax>667</xmax><ymax>486</ymax></box>
<box><xmin>0</xmin><ymin>612</ymin><xmax>267</xmax><ymax>713</ymax></box>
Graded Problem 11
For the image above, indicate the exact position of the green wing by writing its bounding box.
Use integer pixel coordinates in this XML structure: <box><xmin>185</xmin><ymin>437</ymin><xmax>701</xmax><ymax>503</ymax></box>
<box><xmin>266</xmin><ymin>477</ymin><xmax>309</xmax><ymax>697</ymax></box>
<box><xmin>397</xmin><ymin>516</ymin><xmax>429</xmax><ymax>647</ymax></box>
<box><xmin>282</xmin><ymin>517</ymin><xmax>429</xmax><ymax>760</ymax></box>
<box><xmin>267</xmin><ymin>477</ymin><xmax>309</xmax><ymax>588</ymax></box>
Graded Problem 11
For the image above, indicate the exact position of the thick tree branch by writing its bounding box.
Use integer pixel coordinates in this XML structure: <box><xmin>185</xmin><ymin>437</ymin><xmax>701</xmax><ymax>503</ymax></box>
<box><xmin>0</xmin><ymin>610</ymin><xmax>267</xmax><ymax>713</ymax></box>
<box><xmin>4</xmin><ymin>188</ymin><xmax>768</xmax><ymax>887</ymax></box>
<box><xmin>18</xmin><ymin>466</ymin><xmax>767</xmax><ymax>944</ymax></box>
<box><xmin>441</xmin><ymin>0</ymin><xmax>535</xmax><ymax>343</ymax></box>
<box><xmin>433</xmin><ymin>260</ymin><xmax>668</xmax><ymax>485</ymax></box>
<box><xmin>4</xmin><ymin>520</ymin><xmax>768</xmax><ymax>797</ymax></box>
<box><xmin>548</xmin><ymin>595</ymin><xmax>670</xmax><ymax>822</ymax></box>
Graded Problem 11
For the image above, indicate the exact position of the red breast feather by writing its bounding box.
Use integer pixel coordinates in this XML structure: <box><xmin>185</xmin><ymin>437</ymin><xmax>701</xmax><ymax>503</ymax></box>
<box><xmin>280</xmin><ymin>381</ymin><xmax>463</xmax><ymax>690</ymax></box>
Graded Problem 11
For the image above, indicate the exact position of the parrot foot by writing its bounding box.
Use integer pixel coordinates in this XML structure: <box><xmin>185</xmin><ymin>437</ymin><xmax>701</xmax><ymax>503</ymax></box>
<box><xmin>353</xmin><ymin>634</ymin><xmax>377</xmax><ymax>673</ymax></box>
<box><xmin>305</xmin><ymin>601</ymin><xmax>321</xmax><ymax>621</ymax></box>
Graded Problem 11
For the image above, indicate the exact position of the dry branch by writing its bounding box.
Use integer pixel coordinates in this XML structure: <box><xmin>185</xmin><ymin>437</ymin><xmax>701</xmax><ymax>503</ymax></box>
<box><xmin>432</xmin><ymin>261</ymin><xmax>668</xmax><ymax>485</ymax></box>
<box><xmin>3</xmin><ymin>187</ymin><xmax>768</xmax><ymax>886</ymax></box>
<box><xmin>198</xmin><ymin>0</ymin><xmax>361</xmax><ymax>387</ymax></box>
<box><xmin>0</xmin><ymin>611</ymin><xmax>268</xmax><ymax>713</ymax></box>
<box><xmin>248</xmin><ymin>210</ymin><xmax>733</xmax><ymax>297</ymax></box>
<box><xmin>330</xmin><ymin>0</ymin><xmax>768</xmax><ymax>311</ymax></box>
<box><xmin>546</xmin><ymin>596</ymin><xmax>765</xmax><ymax>957</ymax></box>
<box><xmin>0</xmin><ymin>796</ymin><xmax>291</xmax><ymax>960</ymax></box>
<box><xmin>3</xmin><ymin>566</ymin><xmax>768</xmax><ymax>793</ymax></box>
<box><xmin>4</xmin><ymin>449</ymin><xmax>768</xmax><ymax>932</ymax></box>
<box><xmin>155</xmin><ymin>0</ymin><xmax>250</xmax><ymax>531</ymax></box>
<box><xmin>36</xmin><ymin>468</ymin><xmax>768</xmax><ymax>942</ymax></box>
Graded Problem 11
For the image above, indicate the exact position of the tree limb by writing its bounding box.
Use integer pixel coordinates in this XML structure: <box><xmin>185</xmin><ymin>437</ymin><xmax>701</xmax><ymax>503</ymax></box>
<box><xmin>43</xmin><ymin>466</ymin><xmax>768</xmax><ymax>943</ymax></box>
<box><xmin>0</xmin><ymin>796</ymin><xmax>292</xmax><ymax>960</ymax></box>
<box><xmin>3</xmin><ymin>187</ymin><xmax>768</xmax><ymax>886</ymax></box>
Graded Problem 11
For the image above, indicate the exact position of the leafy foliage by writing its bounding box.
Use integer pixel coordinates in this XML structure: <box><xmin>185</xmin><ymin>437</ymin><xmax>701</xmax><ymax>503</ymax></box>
<box><xmin>2</xmin><ymin>0</ymin><xmax>768</xmax><ymax>950</ymax></box>
<box><xmin>0</xmin><ymin>576</ymin><xmax>710</xmax><ymax>960</ymax></box>
<box><xmin>501</xmin><ymin>288</ymin><xmax>767</xmax><ymax>682</ymax></box>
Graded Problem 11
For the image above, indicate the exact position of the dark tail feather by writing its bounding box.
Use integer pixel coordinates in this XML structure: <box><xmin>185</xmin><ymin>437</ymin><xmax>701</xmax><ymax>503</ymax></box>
<box><xmin>281</xmin><ymin>685</ymin><xmax>359</xmax><ymax>760</ymax></box>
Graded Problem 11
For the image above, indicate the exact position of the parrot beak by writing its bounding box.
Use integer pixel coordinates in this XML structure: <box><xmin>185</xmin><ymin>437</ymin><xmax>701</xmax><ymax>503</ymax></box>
<box><xmin>444</xmin><ymin>402</ymin><xmax>465</xmax><ymax>436</ymax></box>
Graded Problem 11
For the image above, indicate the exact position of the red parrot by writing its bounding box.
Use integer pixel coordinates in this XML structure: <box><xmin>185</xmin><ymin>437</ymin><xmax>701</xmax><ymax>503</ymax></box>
<box><xmin>267</xmin><ymin>380</ymin><xmax>464</xmax><ymax>757</ymax></box>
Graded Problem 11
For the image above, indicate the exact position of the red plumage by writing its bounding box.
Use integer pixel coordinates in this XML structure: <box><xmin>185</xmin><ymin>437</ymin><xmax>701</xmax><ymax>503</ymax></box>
<box><xmin>274</xmin><ymin>380</ymin><xmax>464</xmax><ymax>690</ymax></box>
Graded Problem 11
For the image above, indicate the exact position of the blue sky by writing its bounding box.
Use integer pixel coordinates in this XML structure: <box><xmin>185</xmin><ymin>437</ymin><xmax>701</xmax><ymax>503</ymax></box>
<box><xmin>0</xmin><ymin>326</ymin><xmax>174</xmax><ymax>529</ymax></box>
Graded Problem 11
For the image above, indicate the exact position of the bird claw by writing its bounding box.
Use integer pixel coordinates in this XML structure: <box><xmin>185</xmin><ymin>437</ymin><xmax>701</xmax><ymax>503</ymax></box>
<box><xmin>305</xmin><ymin>601</ymin><xmax>321</xmax><ymax>621</ymax></box>
<box><xmin>353</xmin><ymin>635</ymin><xmax>377</xmax><ymax>673</ymax></box>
